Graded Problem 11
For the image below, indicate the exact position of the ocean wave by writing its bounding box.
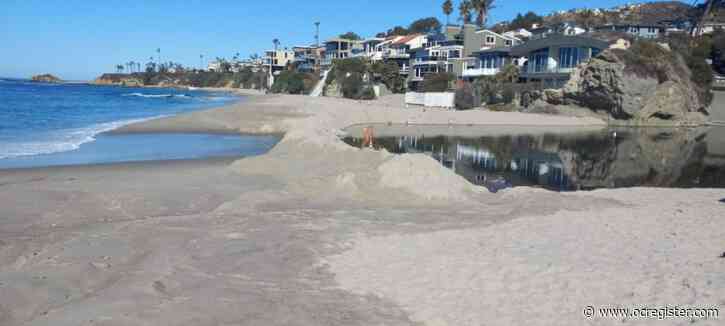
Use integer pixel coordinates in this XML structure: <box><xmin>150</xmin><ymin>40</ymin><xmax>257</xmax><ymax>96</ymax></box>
<box><xmin>122</xmin><ymin>92</ymin><xmax>191</xmax><ymax>99</ymax></box>
<box><xmin>0</xmin><ymin>116</ymin><xmax>167</xmax><ymax>159</ymax></box>
<box><xmin>203</xmin><ymin>96</ymin><xmax>236</xmax><ymax>102</ymax></box>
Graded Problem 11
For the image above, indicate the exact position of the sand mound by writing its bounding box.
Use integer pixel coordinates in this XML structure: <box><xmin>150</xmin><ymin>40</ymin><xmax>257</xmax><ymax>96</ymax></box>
<box><xmin>377</xmin><ymin>154</ymin><xmax>481</xmax><ymax>201</ymax></box>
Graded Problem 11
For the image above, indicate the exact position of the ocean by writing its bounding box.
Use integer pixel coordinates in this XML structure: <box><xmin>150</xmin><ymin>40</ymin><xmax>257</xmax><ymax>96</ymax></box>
<box><xmin>0</xmin><ymin>78</ymin><xmax>277</xmax><ymax>168</ymax></box>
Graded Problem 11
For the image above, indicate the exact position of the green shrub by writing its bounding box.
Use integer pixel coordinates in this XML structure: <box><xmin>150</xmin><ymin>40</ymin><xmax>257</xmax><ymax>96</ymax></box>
<box><xmin>341</xmin><ymin>72</ymin><xmax>363</xmax><ymax>98</ymax></box>
<box><xmin>422</xmin><ymin>72</ymin><xmax>454</xmax><ymax>92</ymax></box>
<box><xmin>370</xmin><ymin>61</ymin><xmax>406</xmax><ymax>93</ymax></box>
<box><xmin>271</xmin><ymin>71</ymin><xmax>311</xmax><ymax>94</ymax></box>
<box><xmin>665</xmin><ymin>34</ymin><xmax>715</xmax><ymax>106</ymax></box>
<box><xmin>455</xmin><ymin>83</ymin><xmax>475</xmax><ymax>110</ymax></box>
<box><xmin>618</xmin><ymin>41</ymin><xmax>672</xmax><ymax>82</ymax></box>
<box><xmin>333</xmin><ymin>58</ymin><xmax>367</xmax><ymax>80</ymax></box>
<box><xmin>359</xmin><ymin>86</ymin><xmax>377</xmax><ymax>100</ymax></box>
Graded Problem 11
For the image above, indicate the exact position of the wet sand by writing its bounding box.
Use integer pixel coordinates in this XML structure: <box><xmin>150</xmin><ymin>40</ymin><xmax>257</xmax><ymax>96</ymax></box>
<box><xmin>1</xmin><ymin>94</ymin><xmax>723</xmax><ymax>326</ymax></box>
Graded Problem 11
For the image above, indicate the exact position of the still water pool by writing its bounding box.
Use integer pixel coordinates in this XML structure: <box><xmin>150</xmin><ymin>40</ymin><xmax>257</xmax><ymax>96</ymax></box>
<box><xmin>343</xmin><ymin>124</ymin><xmax>725</xmax><ymax>192</ymax></box>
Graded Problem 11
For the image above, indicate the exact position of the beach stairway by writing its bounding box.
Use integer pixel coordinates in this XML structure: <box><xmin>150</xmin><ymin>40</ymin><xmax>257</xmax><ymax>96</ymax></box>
<box><xmin>309</xmin><ymin>69</ymin><xmax>330</xmax><ymax>97</ymax></box>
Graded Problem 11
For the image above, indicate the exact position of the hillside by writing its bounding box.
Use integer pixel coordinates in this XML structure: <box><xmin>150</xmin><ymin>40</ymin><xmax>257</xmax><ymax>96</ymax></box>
<box><xmin>495</xmin><ymin>1</ymin><xmax>696</xmax><ymax>31</ymax></box>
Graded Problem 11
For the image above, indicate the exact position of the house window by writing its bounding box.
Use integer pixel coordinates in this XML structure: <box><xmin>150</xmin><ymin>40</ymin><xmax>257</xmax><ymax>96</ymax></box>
<box><xmin>505</xmin><ymin>40</ymin><xmax>512</xmax><ymax>46</ymax></box>
<box><xmin>529</xmin><ymin>48</ymin><xmax>549</xmax><ymax>73</ymax></box>
<box><xmin>558</xmin><ymin>47</ymin><xmax>582</xmax><ymax>69</ymax></box>
<box><xmin>485</xmin><ymin>36</ymin><xmax>495</xmax><ymax>44</ymax></box>
<box><xmin>482</xmin><ymin>55</ymin><xmax>503</xmax><ymax>69</ymax></box>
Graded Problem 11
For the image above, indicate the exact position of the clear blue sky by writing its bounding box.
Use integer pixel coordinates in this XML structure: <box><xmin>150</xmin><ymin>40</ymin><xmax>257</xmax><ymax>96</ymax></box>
<box><xmin>1</xmin><ymin>0</ymin><xmax>683</xmax><ymax>80</ymax></box>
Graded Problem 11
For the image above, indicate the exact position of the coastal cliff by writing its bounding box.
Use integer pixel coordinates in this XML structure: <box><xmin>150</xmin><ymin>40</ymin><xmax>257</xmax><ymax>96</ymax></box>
<box><xmin>30</xmin><ymin>74</ymin><xmax>62</xmax><ymax>83</ymax></box>
<box><xmin>92</xmin><ymin>73</ymin><xmax>144</xmax><ymax>87</ymax></box>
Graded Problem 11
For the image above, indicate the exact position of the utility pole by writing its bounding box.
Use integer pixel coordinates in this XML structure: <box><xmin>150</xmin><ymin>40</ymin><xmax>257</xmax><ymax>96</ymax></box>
<box><xmin>315</xmin><ymin>21</ymin><xmax>321</xmax><ymax>72</ymax></box>
<box><xmin>315</xmin><ymin>21</ymin><xmax>320</xmax><ymax>47</ymax></box>
<box><xmin>156</xmin><ymin>48</ymin><xmax>161</xmax><ymax>71</ymax></box>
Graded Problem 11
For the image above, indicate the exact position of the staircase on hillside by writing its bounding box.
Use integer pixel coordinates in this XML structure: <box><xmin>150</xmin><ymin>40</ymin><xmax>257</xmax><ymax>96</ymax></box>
<box><xmin>309</xmin><ymin>69</ymin><xmax>330</xmax><ymax>97</ymax></box>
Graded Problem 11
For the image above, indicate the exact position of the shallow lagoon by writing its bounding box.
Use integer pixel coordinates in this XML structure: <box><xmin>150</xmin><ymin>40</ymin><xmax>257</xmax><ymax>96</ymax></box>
<box><xmin>343</xmin><ymin>124</ymin><xmax>725</xmax><ymax>192</ymax></box>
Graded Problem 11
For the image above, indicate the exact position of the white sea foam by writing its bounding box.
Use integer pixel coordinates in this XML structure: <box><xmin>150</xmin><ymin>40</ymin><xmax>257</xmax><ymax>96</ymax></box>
<box><xmin>0</xmin><ymin>116</ymin><xmax>167</xmax><ymax>159</ymax></box>
<box><xmin>122</xmin><ymin>92</ymin><xmax>191</xmax><ymax>99</ymax></box>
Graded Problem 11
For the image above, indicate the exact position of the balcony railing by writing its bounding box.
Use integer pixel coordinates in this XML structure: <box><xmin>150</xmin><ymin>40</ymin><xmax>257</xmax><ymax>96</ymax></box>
<box><xmin>522</xmin><ymin>66</ymin><xmax>576</xmax><ymax>75</ymax></box>
<box><xmin>462</xmin><ymin>67</ymin><xmax>500</xmax><ymax>77</ymax></box>
<box><xmin>384</xmin><ymin>51</ymin><xmax>410</xmax><ymax>59</ymax></box>
<box><xmin>413</xmin><ymin>56</ymin><xmax>449</xmax><ymax>66</ymax></box>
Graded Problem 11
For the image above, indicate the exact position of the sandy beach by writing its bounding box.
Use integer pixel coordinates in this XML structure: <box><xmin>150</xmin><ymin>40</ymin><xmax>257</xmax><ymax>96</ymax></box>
<box><xmin>1</xmin><ymin>93</ymin><xmax>723</xmax><ymax>325</ymax></box>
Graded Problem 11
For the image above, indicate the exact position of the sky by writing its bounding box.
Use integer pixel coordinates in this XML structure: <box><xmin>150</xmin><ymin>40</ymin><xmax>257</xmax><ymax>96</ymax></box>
<box><xmin>0</xmin><ymin>0</ymin><xmax>687</xmax><ymax>80</ymax></box>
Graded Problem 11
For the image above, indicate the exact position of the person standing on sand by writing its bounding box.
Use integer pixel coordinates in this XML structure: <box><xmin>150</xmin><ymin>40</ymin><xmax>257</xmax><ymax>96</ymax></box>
<box><xmin>362</xmin><ymin>126</ymin><xmax>374</xmax><ymax>149</ymax></box>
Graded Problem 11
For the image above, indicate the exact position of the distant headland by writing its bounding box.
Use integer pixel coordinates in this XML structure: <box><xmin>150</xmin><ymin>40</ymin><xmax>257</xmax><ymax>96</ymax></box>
<box><xmin>31</xmin><ymin>74</ymin><xmax>62</xmax><ymax>83</ymax></box>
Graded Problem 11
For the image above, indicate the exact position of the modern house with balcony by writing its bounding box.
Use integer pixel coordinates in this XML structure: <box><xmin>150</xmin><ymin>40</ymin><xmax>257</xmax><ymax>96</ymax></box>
<box><xmin>460</xmin><ymin>24</ymin><xmax>521</xmax><ymax>57</ymax></box>
<box><xmin>409</xmin><ymin>44</ymin><xmax>464</xmax><ymax>89</ymax></box>
<box><xmin>264</xmin><ymin>49</ymin><xmax>295</xmax><ymax>73</ymax></box>
<box><xmin>362</xmin><ymin>38</ymin><xmax>385</xmax><ymax>61</ymax></box>
<box><xmin>322</xmin><ymin>38</ymin><xmax>363</xmax><ymax>66</ymax></box>
<box><xmin>510</xmin><ymin>34</ymin><xmax>610</xmax><ymax>88</ymax></box>
<box><xmin>594</xmin><ymin>23</ymin><xmax>665</xmax><ymax>39</ymax></box>
<box><xmin>462</xmin><ymin>48</ymin><xmax>518</xmax><ymax>78</ymax></box>
<box><xmin>292</xmin><ymin>46</ymin><xmax>324</xmax><ymax>72</ymax></box>
<box><xmin>382</xmin><ymin>34</ymin><xmax>427</xmax><ymax>76</ymax></box>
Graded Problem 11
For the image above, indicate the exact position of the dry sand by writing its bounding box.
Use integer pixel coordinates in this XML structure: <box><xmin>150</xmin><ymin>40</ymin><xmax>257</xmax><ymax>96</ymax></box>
<box><xmin>0</xmin><ymin>93</ymin><xmax>723</xmax><ymax>326</ymax></box>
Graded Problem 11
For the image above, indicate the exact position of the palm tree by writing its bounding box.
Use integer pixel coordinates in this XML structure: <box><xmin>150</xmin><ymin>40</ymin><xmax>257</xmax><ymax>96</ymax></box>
<box><xmin>273</xmin><ymin>38</ymin><xmax>280</xmax><ymax>52</ymax></box>
<box><xmin>442</xmin><ymin>0</ymin><xmax>453</xmax><ymax>26</ymax></box>
<box><xmin>116</xmin><ymin>64</ymin><xmax>124</xmax><ymax>73</ymax></box>
<box><xmin>470</xmin><ymin>0</ymin><xmax>495</xmax><ymax>27</ymax></box>
<box><xmin>459</xmin><ymin>0</ymin><xmax>473</xmax><ymax>24</ymax></box>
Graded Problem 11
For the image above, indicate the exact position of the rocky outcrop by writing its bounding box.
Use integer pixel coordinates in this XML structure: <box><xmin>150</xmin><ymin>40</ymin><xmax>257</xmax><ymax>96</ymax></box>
<box><xmin>541</xmin><ymin>48</ymin><xmax>710</xmax><ymax>126</ymax></box>
<box><xmin>31</xmin><ymin>74</ymin><xmax>62</xmax><ymax>83</ymax></box>
<box><xmin>92</xmin><ymin>74</ymin><xmax>144</xmax><ymax>87</ymax></box>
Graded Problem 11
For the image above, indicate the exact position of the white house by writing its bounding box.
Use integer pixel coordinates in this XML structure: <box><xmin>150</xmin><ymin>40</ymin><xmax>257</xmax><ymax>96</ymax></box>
<box><xmin>503</xmin><ymin>28</ymin><xmax>532</xmax><ymax>40</ymax></box>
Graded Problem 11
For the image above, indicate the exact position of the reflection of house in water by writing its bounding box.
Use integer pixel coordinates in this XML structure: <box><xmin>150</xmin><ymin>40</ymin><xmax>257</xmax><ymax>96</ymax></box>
<box><xmin>455</xmin><ymin>144</ymin><xmax>572</xmax><ymax>191</ymax></box>
<box><xmin>383</xmin><ymin>136</ymin><xmax>573</xmax><ymax>192</ymax></box>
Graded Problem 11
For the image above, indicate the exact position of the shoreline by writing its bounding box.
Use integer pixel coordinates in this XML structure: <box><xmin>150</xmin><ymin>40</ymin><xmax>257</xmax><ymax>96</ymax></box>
<box><xmin>0</xmin><ymin>84</ymin><xmax>256</xmax><ymax>169</ymax></box>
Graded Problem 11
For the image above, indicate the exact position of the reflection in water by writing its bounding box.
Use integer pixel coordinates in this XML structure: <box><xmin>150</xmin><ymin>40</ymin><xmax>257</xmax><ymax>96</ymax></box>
<box><xmin>343</xmin><ymin>126</ymin><xmax>725</xmax><ymax>192</ymax></box>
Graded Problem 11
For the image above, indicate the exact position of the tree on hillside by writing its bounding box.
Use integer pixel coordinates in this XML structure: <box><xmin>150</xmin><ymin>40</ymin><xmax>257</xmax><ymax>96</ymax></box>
<box><xmin>459</xmin><ymin>0</ymin><xmax>473</xmax><ymax>24</ymax></box>
<box><xmin>471</xmin><ymin>0</ymin><xmax>496</xmax><ymax>27</ymax></box>
<box><xmin>339</xmin><ymin>32</ymin><xmax>362</xmax><ymax>40</ymax></box>
<box><xmin>574</xmin><ymin>9</ymin><xmax>599</xmax><ymax>31</ymax></box>
<box><xmin>116</xmin><ymin>64</ymin><xmax>124</xmax><ymax>73</ymax></box>
<box><xmin>442</xmin><ymin>0</ymin><xmax>454</xmax><ymax>26</ymax></box>
<box><xmin>386</xmin><ymin>26</ymin><xmax>409</xmax><ymax>36</ymax></box>
<box><xmin>509</xmin><ymin>11</ymin><xmax>543</xmax><ymax>30</ymax></box>
<box><xmin>408</xmin><ymin>17</ymin><xmax>441</xmax><ymax>34</ymax></box>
